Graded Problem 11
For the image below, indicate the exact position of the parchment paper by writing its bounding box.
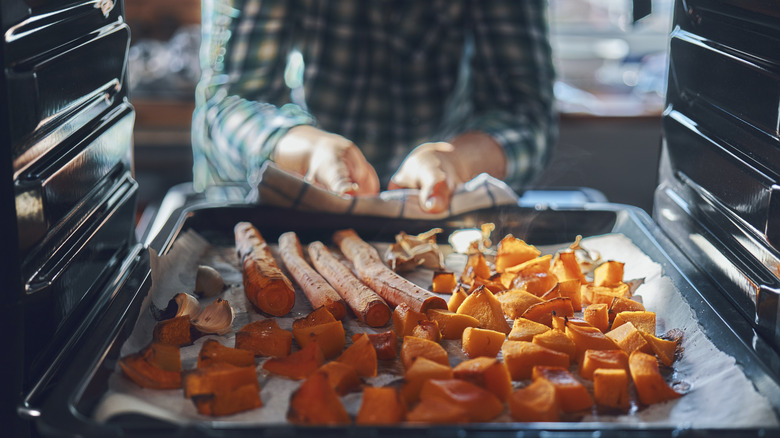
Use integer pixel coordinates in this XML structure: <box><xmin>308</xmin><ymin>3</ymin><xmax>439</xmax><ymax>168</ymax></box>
<box><xmin>94</xmin><ymin>231</ymin><xmax>780</xmax><ymax>428</ymax></box>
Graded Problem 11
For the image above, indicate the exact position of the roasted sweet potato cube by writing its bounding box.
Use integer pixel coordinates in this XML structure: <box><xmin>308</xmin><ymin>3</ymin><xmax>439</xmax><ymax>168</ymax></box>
<box><xmin>293</xmin><ymin>306</ymin><xmax>337</xmax><ymax>329</ymax></box>
<box><xmin>405</xmin><ymin>397</ymin><xmax>467</xmax><ymax>424</ymax></box>
<box><xmin>508</xmin><ymin>317</ymin><xmax>550</xmax><ymax>342</ymax></box>
<box><xmin>419</xmin><ymin>379</ymin><xmax>504</xmax><ymax>422</ymax></box>
<box><xmin>152</xmin><ymin>315</ymin><xmax>195</xmax><ymax>346</ymax></box>
<box><xmin>461</xmin><ymin>327</ymin><xmax>506</xmax><ymax>358</ymax></box>
<box><xmin>496</xmin><ymin>289</ymin><xmax>543</xmax><ymax>319</ymax></box>
<box><xmin>532</xmin><ymin>366</ymin><xmax>593</xmax><ymax>412</ymax></box>
<box><xmin>509</xmin><ymin>379</ymin><xmax>559</xmax><ymax>422</ymax></box>
<box><xmin>461</xmin><ymin>252</ymin><xmax>491</xmax><ymax>285</ymax></box>
<box><xmin>447</xmin><ymin>287</ymin><xmax>468</xmax><ymax>312</ymax></box>
<box><xmin>581</xmin><ymin>283</ymin><xmax>631</xmax><ymax>306</ymax></box>
<box><xmin>469</xmin><ymin>276</ymin><xmax>507</xmax><ymax>294</ymax></box>
<box><xmin>593</xmin><ymin>368</ymin><xmax>630</xmax><ymax>410</ymax></box>
<box><xmin>287</xmin><ymin>371</ymin><xmax>350</xmax><ymax>425</ymax></box>
<box><xmin>431</xmin><ymin>270</ymin><xmax>458</xmax><ymax>294</ymax></box>
<box><xmin>400</xmin><ymin>336</ymin><xmax>449</xmax><ymax>370</ymax></box>
<box><xmin>198</xmin><ymin>339</ymin><xmax>255</xmax><ymax>368</ymax></box>
<box><xmin>565</xmin><ymin>321</ymin><xmax>620</xmax><ymax>363</ymax></box>
<box><xmin>521</xmin><ymin>297</ymin><xmax>574</xmax><ymax>327</ymax></box>
<box><xmin>453</xmin><ymin>357</ymin><xmax>512</xmax><ymax>402</ymax></box>
<box><xmin>583</xmin><ymin>303</ymin><xmax>609</xmax><ymax>333</ymax></box>
<box><xmin>640</xmin><ymin>332</ymin><xmax>679</xmax><ymax>367</ymax></box>
<box><xmin>551</xmin><ymin>315</ymin><xmax>591</xmax><ymax>332</ymax></box>
<box><xmin>426</xmin><ymin>308</ymin><xmax>479</xmax><ymax>340</ymax></box>
<box><xmin>508</xmin><ymin>259</ymin><xmax>558</xmax><ymax>296</ymax></box>
<box><xmin>495</xmin><ymin>235</ymin><xmax>541</xmax><ymax>273</ymax></box>
<box><xmin>502</xmin><ymin>341</ymin><xmax>569</xmax><ymax>381</ymax></box>
<box><xmin>183</xmin><ymin>362</ymin><xmax>259</xmax><ymax>398</ymax></box>
<box><xmin>336</xmin><ymin>333</ymin><xmax>377</xmax><ymax>377</ymax></box>
<box><xmin>356</xmin><ymin>386</ymin><xmax>406</xmax><ymax>425</ymax></box>
<box><xmin>318</xmin><ymin>361</ymin><xmax>361</xmax><ymax>395</ymax></box>
<box><xmin>262</xmin><ymin>341</ymin><xmax>325</xmax><ymax>379</ymax></box>
<box><xmin>593</xmin><ymin>260</ymin><xmax>625</xmax><ymax>287</ymax></box>
<box><xmin>235</xmin><ymin>319</ymin><xmax>292</xmax><ymax>358</ymax></box>
<box><xmin>555</xmin><ymin>278</ymin><xmax>583</xmax><ymax>311</ymax></box>
<box><xmin>456</xmin><ymin>286</ymin><xmax>511</xmax><ymax>334</ymax></box>
<box><xmin>352</xmin><ymin>330</ymin><xmax>398</xmax><ymax>360</ymax></box>
<box><xmin>412</xmin><ymin>319</ymin><xmax>442</xmax><ymax>342</ymax></box>
<box><xmin>550</xmin><ymin>250</ymin><xmax>587</xmax><ymax>284</ymax></box>
<box><xmin>192</xmin><ymin>383</ymin><xmax>262</xmax><ymax>416</ymax></box>
<box><xmin>532</xmin><ymin>329</ymin><xmax>576</xmax><ymax>362</ymax></box>
<box><xmin>118</xmin><ymin>343</ymin><xmax>182</xmax><ymax>390</ymax></box>
<box><xmin>608</xmin><ymin>297</ymin><xmax>646</xmax><ymax>322</ymax></box>
<box><xmin>629</xmin><ymin>351</ymin><xmax>681</xmax><ymax>405</ymax></box>
<box><xmin>579</xmin><ymin>349</ymin><xmax>630</xmax><ymax>380</ymax></box>
<box><xmin>401</xmin><ymin>356</ymin><xmax>453</xmax><ymax>404</ymax></box>
<box><xmin>606</xmin><ymin>321</ymin><xmax>652</xmax><ymax>355</ymax></box>
<box><xmin>292</xmin><ymin>319</ymin><xmax>346</xmax><ymax>359</ymax></box>
<box><xmin>393</xmin><ymin>303</ymin><xmax>429</xmax><ymax>338</ymax></box>
<box><xmin>612</xmin><ymin>311</ymin><xmax>656</xmax><ymax>334</ymax></box>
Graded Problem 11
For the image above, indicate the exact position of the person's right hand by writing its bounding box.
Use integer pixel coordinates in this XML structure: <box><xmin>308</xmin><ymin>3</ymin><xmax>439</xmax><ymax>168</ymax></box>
<box><xmin>274</xmin><ymin>125</ymin><xmax>380</xmax><ymax>196</ymax></box>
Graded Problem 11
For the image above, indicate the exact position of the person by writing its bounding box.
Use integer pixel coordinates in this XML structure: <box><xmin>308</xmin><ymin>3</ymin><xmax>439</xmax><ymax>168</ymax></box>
<box><xmin>192</xmin><ymin>0</ymin><xmax>557</xmax><ymax>213</ymax></box>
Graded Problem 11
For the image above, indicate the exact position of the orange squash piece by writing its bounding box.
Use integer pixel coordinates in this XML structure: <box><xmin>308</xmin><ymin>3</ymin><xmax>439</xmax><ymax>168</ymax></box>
<box><xmin>581</xmin><ymin>283</ymin><xmax>631</xmax><ymax>306</ymax></box>
<box><xmin>608</xmin><ymin>297</ymin><xmax>646</xmax><ymax>322</ymax></box>
<box><xmin>508</xmin><ymin>317</ymin><xmax>550</xmax><ymax>342</ymax></box>
<box><xmin>456</xmin><ymin>285</ymin><xmax>511</xmax><ymax>334</ymax></box>
<box><xmin>555</xmin><ymin>278</ymin><xmax>583</xmax><ymax>311</ymax></box>
<box><xmin>262</xmin><ymin>341</ymin><xmax>325</xmax><ymax>379</ymax></box>
<box><xmin>640</xmin><ymin>332</ymin><xmax>679</xmax><ymax>367</ymax></box>
<box><xmin>400</xmin><ymin>336</ymin><xmax>449</xmax><ymax>370</ymax></box>
<box><xmin>291</xmin><ymin>319</ymin><xmax>346</xmax><ymax>360</ymax></box>
<box><xmin>509</xmin><ymin>379</ymin><xmax>559</xmax><ymax>422</ymax></box>
<box><xmin>400</xmin><ymin>356</ymin><xmax>454</xmax><ymax>404</ymax></box>
<box><xmin>508</xmin><ymin>261</ymin><xmax>558</xmax><ymax>297</ymax></box>
<box><xmin>293</xmin><ymin>305</ymin><xmax>337</xmax><ymax>327</ymax></box>
<box><xmin>461</xmin><ymin>252</ymin><xmax>492</xmax><ymax>285</ymax></box>
<box><xmin>431</xmin><ymin>270</ymin><xmax>458</xmax><ymax>294</ymax></box>
<box><xmin>551</xmin><ymin>315</ymin><xmax>591</xmax><ymax>332</ymax></box>
<box><xmin>593</xmin><ymin>368</ymin><xmax>630</xmax><ymax>410</ymax></box>
<box><xmin>318</xmin><ymin>361</ymin><xmax>361</xmax><ymax>395</ymax></box>
<box><xmin>461</xmin><ymin>327</ymin><xmax>506</xmax><ymax>358</ymax></box>
<box><xmin>583</xmin><ymin>303</ymin><xmax>610</xmax><ymax>333</ymax></box>
<box><xmin>532</xmin><ymin>329</ymin><xmax>576</xmax><ymax>362</ymax></box>
<box><xmin>629</xmin><ymin>351</ymin><xmax>682</xmax><ymax>405</ymax></box>
<box><xmin>183</xmin><ymin>362</ymin><xmax>259</xmax><ymax>398</ymax></box>
<box><xmin>405</xmin><ymin>397</ymin><xmax>467</xmax><ymax>424</ymax></box>
<box><xmin>532</xmin><ymin>366</ymin><xmax>593</xmax><ymax>413</ymax></box>
<box><xmin>447</xmin><ymin>287</ymin><xmax>468</xmax><ymax>312</ymax></box>
<box><xmin>593</xmin><ymin>260</ymin><xmax>625</xmax><ymax>287</ymax></box>
<box><xmin>152</xmin><ymin>315</ymin><xmax>194</xmax><ymax>347</ymax></box>
<box><xmin>453</xmin><ymin>357</ymin><xmax>512</xmax><ymax>402</ymax></box>
<box><xmin>352</xmin><ymin>330</ymin><xmax>398</xmax><ymax>360</ymax></box>
<box><xmin>393</xmin><ymin>303</ymin><xmax>429</xmax><ymax>338</ymax></box>
<box><xmin>336</xmin><ymin>333</ymin><xmax>377</xmax><ymax>377</ymax></box>
<box><xmin>412</xmin><ymin>319</ymin><xmax>442</xmax><ymax>342</ymax></box>
<box><xmin>419</xmin><ymin>378</ymin><xmax>504</xmax><ymax>422</ymax></box>
<box><xmin>501</xmin><ymin>341</ymin><xmax>569</xmax><ymax>381</ymax></box>
<box><xmin>579</xmin><ymin>349</ymin><xmax>630</xmax><ymax>380</ymax></box>
<box><xmin>287</xmin><ymin>371</ymin><xmax>350</xmax><ymax>425</ymax></box>
<box><xmin>495</xmin><ymin>235</ymin><xmax>541</xmax><ymax>273</ymax></box>
<box><xmin>197</xmin><ymin>339</ymin><xmax>255</xmax><ymax>368</ymax></box>
<box><xmin>118</xmin><ymin>343</ymin><xmax>182</xmax><ymax>390</ymax></box>
<box><xmin>606</xmin><ymin>321</ymin><xmax>653</xmax><ymax>355</ymax></box>
<box><xmin>521</xmin><ymin>297</ymin><xmax>574</xmax><ymax>327</ymax></box>
<box><xmin>356</xmin><ymin>386</ymin><xmax>406</xmax><ymax>425</ymax></box>
<box><xmin>612</xmin><ymin>311</ymin><xmax>656</xmax><ymax>334</ymax></box>
<box><xmin>565</xmin><ymin>320</ymin><xmax>620</xmax><ymax>363</ymax></box>
<box><xmin>496</xmin><ymin>289</ymin><xmax>543</xmax><ymax>319</ymax></box>
<box><xmin>235</xmin><ymin>319</ymin><xmax>292</xmax><ymax>358</ymax></box>
<box><xmin>192</xmin><ymin>383</ymin><xmax>262</xmax><ymax>416</ymax></box>
<box><xmin>550</xmin><ymin>250</ymin><xmax>587</xmax><ymax>284</ymax></box>
<box><xmin>426</xmin><ymin>309</ymin><xmax>479</xmax><ymax>340</ymax></box>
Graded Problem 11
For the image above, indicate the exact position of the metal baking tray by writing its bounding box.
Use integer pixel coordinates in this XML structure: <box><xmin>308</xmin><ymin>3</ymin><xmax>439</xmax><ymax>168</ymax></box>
<box><xmin>32</xmin><ymin>186</ymin><xmax>780</xmax><ymax>437</ymax></box>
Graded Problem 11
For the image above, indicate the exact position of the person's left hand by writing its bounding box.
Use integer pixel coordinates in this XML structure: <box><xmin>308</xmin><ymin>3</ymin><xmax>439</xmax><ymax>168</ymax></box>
<box><xmin>389</xmin><ymin>131</ymin><xmax>508</xmax><ymax>214</ymax></box>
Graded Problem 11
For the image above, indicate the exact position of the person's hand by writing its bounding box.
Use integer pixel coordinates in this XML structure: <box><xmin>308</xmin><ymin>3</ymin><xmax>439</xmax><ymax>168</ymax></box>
<box><xmin>389</xmin><ymin>131</ymin><xmax>507</xmax><ymax>213</ymax></box>
<box><xmin>274</xmin><ymin>125</ymin><xmax>380</xmax><ymax>196</ymax></box>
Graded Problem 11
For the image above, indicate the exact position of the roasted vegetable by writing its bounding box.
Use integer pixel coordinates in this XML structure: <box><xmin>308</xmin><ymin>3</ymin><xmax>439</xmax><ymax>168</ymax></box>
<box><xmin>118</xmin><ymin>343</ymin><xmax>182</xmax><ymax>389</ymax></box>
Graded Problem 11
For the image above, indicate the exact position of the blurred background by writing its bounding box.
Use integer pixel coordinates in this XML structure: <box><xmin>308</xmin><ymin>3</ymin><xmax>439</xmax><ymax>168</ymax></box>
<box><xmin>127</xmin><ymin>0</ymin><xmax>673</xmax><ymax>216</ymax></box>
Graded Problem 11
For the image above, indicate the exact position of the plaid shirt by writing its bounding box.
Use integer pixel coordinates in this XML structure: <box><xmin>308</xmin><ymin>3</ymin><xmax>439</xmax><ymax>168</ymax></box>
<box><xmin>192</xmin><ymin>0</ymin><xmax>557</xmax><ymax>191</ymax></box>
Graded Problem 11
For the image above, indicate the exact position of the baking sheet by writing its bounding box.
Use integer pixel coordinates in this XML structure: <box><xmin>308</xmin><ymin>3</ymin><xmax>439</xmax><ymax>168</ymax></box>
<box><xmin>94</xmin><ymin>229</ymin><xmax>780</xmax><ymax>428</ymax></box>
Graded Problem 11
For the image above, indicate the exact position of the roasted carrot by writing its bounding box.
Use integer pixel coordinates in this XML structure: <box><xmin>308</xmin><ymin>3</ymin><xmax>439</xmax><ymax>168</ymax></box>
<box><xmin>278</xmin><ymin>232</ymin><xmax>347</xmax><ymax>320</ymax></box>
<box><xmin>308</xmin><ymin>241</ymin><xmax>391</xmax><ymax>327</ymax></box>
<box><xmin>333</xmin><ymin>229</ymin><xmax>448</xmax><ymax>313</ymax></box>
<box><xmin>234</xmin><ymin>222</ymin><xmax>295</xmax><ymax>316</ymax></box>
